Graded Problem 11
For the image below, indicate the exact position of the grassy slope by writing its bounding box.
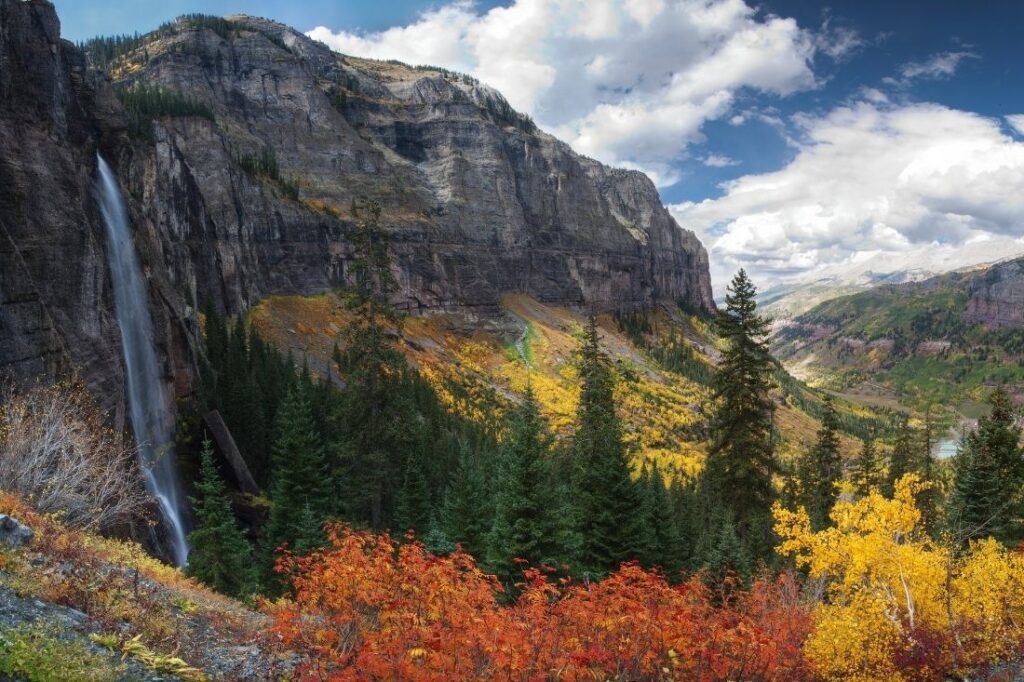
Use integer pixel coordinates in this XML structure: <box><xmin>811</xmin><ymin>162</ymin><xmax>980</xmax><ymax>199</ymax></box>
<box><xmin>0</xmin><ymin>493</ymin><xmax>271</xmax><ymax>681</ymax></box>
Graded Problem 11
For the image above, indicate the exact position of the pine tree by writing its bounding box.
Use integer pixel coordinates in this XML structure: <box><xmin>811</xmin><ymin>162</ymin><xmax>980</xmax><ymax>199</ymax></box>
<box><xmin>185</xmin><ymin>438</ymin><xmax>257</xmax><ymax>598</ymax></box>
<box><xmin>486</xmin><ymin>389</ymin><xmax>562</xmax><ymax>583</ymax></box>
<box><xmin>395</xmin><ymin>453</ymin><xmax>432</xmax><ymax>536</ymax></box>
<box><xmin>885</xmin><ymin>415</ymin><xmax>916</xmax><ymax>497</ymax></box>
<box><xmin>702</xmin><ymin>269</ymin><xmax>776</xmax><ymax>560</ymax></box>
<box><xmin>853</xmin><ymin>435</ymin><xmax>879</xmax><ymax>496</ymax></box>
<box><xmin>798</xmin><ymin>394</ymin><xmax>843</xmax><ymax>529</ymax></box>
<box><xmin>442</xmin><ymin>444</ymin><xmax>494</xmax><ymax>557</ymax></box>
<box><xmin>333</xmin><ymin>199</ymin><xmax>419</xmax><ymax>529</ymax></box>
<box><xmin>264</xmin><ymin>388</ymin><xmax>330</xmax><ymax>581</ymax></box>
<box><xmin>917</xmin><ymin>407</ymin><xmax>941</xmax><ymax>535</ymax></box>
<box><xmin>638</xmin><ymin>464</ymin><xmax>683</xmax><ymax>574</ymax></box>
<box><xmin>951</xmin><ymin>388</ymin><xmax>1024</xmax><ymax>544</ymax></box>
<box><xmin>568</xmin><ymin>314</ymin><xmax>642</xmax><ymax>577</ymax></box>
<box><xmin>701</xmin><ymin>509</ymin><xmax>751</xmax><ymax>586</ymax></box>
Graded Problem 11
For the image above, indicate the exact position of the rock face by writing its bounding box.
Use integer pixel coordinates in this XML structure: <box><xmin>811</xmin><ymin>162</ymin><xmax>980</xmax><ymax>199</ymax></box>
<box><xmin>120</xmin><ymin>14</ymin><xmax>713</xmax><ymax>317</ymax></box>
<box><xmin>0</xmin><ymin>2</ymin><xmax>714</xmax><ymax>412</ymax></box>
<box><xmin>963</xmin><ymin>258</ymin><xmax>1024</xmax><ymax>329</ymax></box>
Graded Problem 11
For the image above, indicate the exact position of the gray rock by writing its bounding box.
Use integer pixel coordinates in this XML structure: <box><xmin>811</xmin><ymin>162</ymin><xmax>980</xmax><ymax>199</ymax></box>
<box><xmin>0</xmin><ymin>515</ymin><xmax>33</xmax><ymax>548</ymax></box>
<box><xmin>0</xmin><ymin>1</ymin><xmax>715</xmax><ymax>422</ymax></box>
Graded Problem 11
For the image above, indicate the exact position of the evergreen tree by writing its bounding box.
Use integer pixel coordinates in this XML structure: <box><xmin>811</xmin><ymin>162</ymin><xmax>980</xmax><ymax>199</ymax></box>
<box><xmin>264</xmin><ymin>388</ymin><xmax>330</xmax><ymax>581</ymax></box>
<box><xmin>702</xmin><ymin>269</ymin><xmax>776</xmax><ymax>560</ymax></box>
<box><xmin>185</xmin><ymin>438</ymin><xmax>257</xmax><ymax>598</ymax></box>
<box><xmin>885</xmin><ymin>415</ymin><xmax>916</xmax><ymax>497</ymax></box>
<box><xmin>333</xmin><ymin>199</ymin><xmax>419</xmax><ymax>529</ymax></box>
<box><xmin>395</xmin><ymin>453</ymin><xmax>432</xmax><ymax>536</ymax></box>
<box><xmin>424</xmin><ymin>514</ymin><xmax>457</xmax><ymax>556</ymax></box>
<box><xmin>568</xmin><ymin>314</ymin><xmax>642</xmax><ymax>577</ymax></box>
<box><xmin>700</xmin><ymin>508</ymin><xmax>751</xmax><ymax>585</ymax></box>
<box><xmin>917</xmin><ymin>407</ymin><xmax>941</xmax><ymax>535</ymax></box>
<box><xmin>637</xmin><ymin>464</ymin><xmax>683</xmax><ymax>574</ymax></box>
<box><xmin>442</xmin><ymin>444</ymin><xmax>494</xmax><ymax>557</ymax></box>
<box><xmin>951</xmin><ymin>388</ymin><xmax>1024</xmax><ymax>544</ymax></box>
<box><xmin>853</xmin><ymin>435</ymin><xmax>879</xmax><ymax>496</ymax></box>
<box><xmin>486</xmin><ymin>389</ymin><xmax>562</xmax><ymax>583</ymax></box>
<box><xmin>798</xmin><ymin>394</ymin><xmax>843</xmax><ymax>529</ymax></box>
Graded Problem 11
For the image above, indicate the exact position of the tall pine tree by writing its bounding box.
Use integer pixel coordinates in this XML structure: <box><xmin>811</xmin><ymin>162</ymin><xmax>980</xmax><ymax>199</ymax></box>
<box><xmin>185</xmin><ymin>438</ymin><xmax>257</xmax><ymax>598</ymax></box>
<box><xmin>885</xmin><ymin>415</ymin><xmax>916</xmax><ymax>497</ymax></box>
<box><xmin>264</xmin><ymin>387</ymin><xmax>330</xmax><ymax>582</ymax></box>
<box><xmin>797</xmin><ymin>393</ymin><xmax>843</xmax><ymax>529</ymax></box>
<box><xmin>951</xmin><ymin>388</ymin><xmax>1024</xmax><ymax>544</ymax></box>
<box><xmin>853</xmin><ymin>434</ymin><xmax>879</xmax><ymax>496</ymax></box>
<box><xmin>568</xmin><ymin>314</ymin><xmax>642</xmax><ymax>577</ymax></box>
<box><xmin>486</xmin><ymin>388</ymin><xmax>562</xmax><ymax>584</ymax></box>
<box><xmin>702</xmin><ymin>269</ymin><xmax>776</xmax><ymax>560</ymax></box>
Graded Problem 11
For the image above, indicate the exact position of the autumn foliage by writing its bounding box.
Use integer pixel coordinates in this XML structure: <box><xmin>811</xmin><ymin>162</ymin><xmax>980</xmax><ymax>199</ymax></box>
<box><xmin>265</xmin><ymin>525</ymin><xmax>812</xmax><ymax>681</ymax></box>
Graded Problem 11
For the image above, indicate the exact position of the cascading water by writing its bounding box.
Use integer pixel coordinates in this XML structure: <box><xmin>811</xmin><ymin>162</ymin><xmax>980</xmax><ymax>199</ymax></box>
<box><xmin>96</xmin><ymin>155</ymin><xmax>190</xmax><ymax>567</ymax></box>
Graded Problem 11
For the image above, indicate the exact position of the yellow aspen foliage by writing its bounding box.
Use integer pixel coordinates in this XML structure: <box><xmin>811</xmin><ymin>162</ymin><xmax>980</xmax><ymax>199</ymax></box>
<box><xmin>774</xmin><ymin>475</ymin><xmax>1024</xmax><ymax>681</ymax></box>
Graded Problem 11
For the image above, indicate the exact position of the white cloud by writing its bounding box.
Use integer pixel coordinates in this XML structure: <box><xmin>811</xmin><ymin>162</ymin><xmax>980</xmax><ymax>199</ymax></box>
<box><xmin>702</xmin><ymin>153</ymin><xmax>740</xmax><ymax>167</ymax></box>
<box><xmin>673</xmin><ymin>100</ymin><xmax>1024</xmax><ymax>290</ymax></box>
<box><xmin>1006</xmin><ymin>114</ymin><xmax>1024</xmax><ymax>136</ymax></box>
<box><xmin>883</xmin><ymin>50</ymin><xmax>979</xmax><ymax>87</ymax></box>
<box><xmin>307</xmin><ymin>0</ymin><xmax>820</xmax><ymax>186</ymax></box>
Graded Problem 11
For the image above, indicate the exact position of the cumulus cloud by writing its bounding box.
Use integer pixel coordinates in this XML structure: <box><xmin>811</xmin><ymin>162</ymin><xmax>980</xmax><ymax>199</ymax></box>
<box><xmin>307</xmin><ymin>0</ymin><xmax>820</xmax><ymax>185</ymax></box>
<box><xmin>672</xmin><ymin>100</ymin><xmax>1024</xmax><ymax>289</ymax></box>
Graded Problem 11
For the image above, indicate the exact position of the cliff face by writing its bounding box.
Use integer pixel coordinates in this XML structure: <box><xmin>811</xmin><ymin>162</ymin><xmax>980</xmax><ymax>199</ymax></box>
<box><xmin>0</xmin><ymin>2</ymin><xmax>714</xmax><ymax>410</ymax></box>
<box><xmin>0</xmin><ymin>0</ymin><xmax>195</xmax><ymax>422</ymax></box>
<box><xmin>963</xmin><ymin>259</ymin><xmax>1024</xmax><ymax>329</ymax></box>
<box><xmin>119</xmin><ymin>14</ymin><xmax>713</xmax><ymax>316</ymax></box>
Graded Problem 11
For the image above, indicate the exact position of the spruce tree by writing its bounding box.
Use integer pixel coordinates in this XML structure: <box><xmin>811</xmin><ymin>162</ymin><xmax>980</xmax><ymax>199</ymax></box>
<box><xmin>185</xmin><ymin>438</ymin><xmax>257</xmax><ymax>598</ymax></box>
<box><xmin>442</xmin><ymin>444</ymin><xmax>494</xmax><ymax>557</ymax></box>
<box><xmin>853</xmin><ymin>435</ymin><xmax>879</xmax><ymax>496</ymax></box>
<box><xmin>885</xmin><ymin>415</ymin><xmax>916</xmax><ymax>497</ymax></box>
<box><xmin>264</xmin><ymin>387</ymin><xmax>330</xmax><ymax>580</ymax></box>
<box><xmin>486</xmin><ymin>388</ymin><xmax>562</xmax><ymax>583</ymax></box>
<box><xmin>395</xmin><ymin>453</ymin><xmax>432</xmax><ymax>536</ymax></box>
<box><xmin>333</xmin><ymin>199</ymin><xmax>418</xmax><ymax>529</ymax></box>
<box><xmin>702</xmin><ymin>269</ymin><xmax>776</xmax><ymax>559</ymax></box>
<box><xmin>951</xmin><ymin>388</ymin><xmax>1024</xmax><ymax>543</ymax></box>
<box><xmin>917</xmin><ymin>408</ymin><xmax>941</xmax><ymax>535</ymax></box>
<box><xmin>568</xmin><ymin>314</ymin><xmax>642</xmax><ymax>577</ymax></box>
<box><xmin>798</xmin><ymin>394</ymin><xmax>843</xmax><ymax>529</ymax></box>
<box><xmin>638</xmin><ymin>464</ymin><xmax>683</xmax><ymax>574</ymax></box>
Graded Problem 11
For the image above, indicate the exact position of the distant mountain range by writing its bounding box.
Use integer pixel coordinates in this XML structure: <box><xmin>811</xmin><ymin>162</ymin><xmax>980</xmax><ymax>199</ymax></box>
<box><xmin>759</xmin><ymin>241</ymin><xmax>1024</xmax><ymax>318</ymax></box>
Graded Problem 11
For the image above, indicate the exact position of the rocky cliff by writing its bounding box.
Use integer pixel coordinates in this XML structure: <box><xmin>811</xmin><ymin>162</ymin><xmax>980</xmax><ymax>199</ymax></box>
<box><xmin>0</xmin><ymin>0</ymin><xmax>195</xmax><ymax>424</ymax></box>
<box><xmin>962</xmin><ymin>258</ymin><xmax>1024</xmax><ymax>329</ymax></box>
<box><xmin>0</xmin><ymin>1</ymin><xmax>714</xmax><ymax>410</ymax></box>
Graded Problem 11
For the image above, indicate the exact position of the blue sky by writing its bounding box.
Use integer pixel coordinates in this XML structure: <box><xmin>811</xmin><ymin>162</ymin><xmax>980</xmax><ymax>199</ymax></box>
<box><xmin>57</xmin><ymin>1</ymin><xmax>1024</xmax><ymax>288</ymax></box>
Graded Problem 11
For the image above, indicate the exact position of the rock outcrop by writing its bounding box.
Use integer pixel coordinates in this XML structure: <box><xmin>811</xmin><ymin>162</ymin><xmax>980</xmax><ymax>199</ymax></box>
<box><xmin>963</xmin><ymin>258</ymin><xmax>1024</xmax><ymax>328</ymax></box>
<box><xmin>0</xmin><ymin>1</ymin><xmax>714</xmax><ymax>413</ymax></box>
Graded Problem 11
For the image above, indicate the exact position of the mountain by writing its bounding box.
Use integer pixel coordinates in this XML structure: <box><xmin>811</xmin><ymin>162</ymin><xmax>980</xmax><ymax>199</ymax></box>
<box><xmin>774</xmin><ymin>254</ymin><xmax>1024</xmax><ymax>410</ymax></box>
<box><xmin>759</xmin><ymin>241</ymin><xmax>1024</xmax><ymax>319</ymax></box>
<box><xmin>0</xmin><ymin>1</ymin><xmax>713</xmax><ymax>416</ymax></box>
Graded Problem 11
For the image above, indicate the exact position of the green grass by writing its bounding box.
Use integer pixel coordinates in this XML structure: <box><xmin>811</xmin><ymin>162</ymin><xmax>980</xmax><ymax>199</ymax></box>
<box><xmin>0</xmin><ymin>624</ymin><xmax>124</xmax><ymax>682</ymax></box>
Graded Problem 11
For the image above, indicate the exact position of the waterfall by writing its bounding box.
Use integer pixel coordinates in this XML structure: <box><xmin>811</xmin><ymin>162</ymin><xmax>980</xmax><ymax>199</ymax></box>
<box><xmin>96</xmin><ymin>155</ymin><xmax>190</xmax><ymax>567</ymax></box>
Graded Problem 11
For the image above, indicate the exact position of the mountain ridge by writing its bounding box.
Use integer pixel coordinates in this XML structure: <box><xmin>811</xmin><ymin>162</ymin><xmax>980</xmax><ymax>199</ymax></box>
<box><xmin>0</xmin><ymin>1</ymin><xmax>714</xmax><ymax>417</ymax></box>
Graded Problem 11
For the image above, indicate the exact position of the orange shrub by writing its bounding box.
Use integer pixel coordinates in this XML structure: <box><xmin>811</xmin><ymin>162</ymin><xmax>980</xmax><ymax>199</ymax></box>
<box><xmin>265</xmin><ymin>525</ymin><xmax>813</xmax><ymax>681</ymax></box>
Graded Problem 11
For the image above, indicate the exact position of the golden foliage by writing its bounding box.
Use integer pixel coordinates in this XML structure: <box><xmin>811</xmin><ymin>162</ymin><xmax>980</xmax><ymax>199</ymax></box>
<box><xmin>774</xmin><ymin>476</ymin><xmax>1024</xmax><ymax>680</ymax></box>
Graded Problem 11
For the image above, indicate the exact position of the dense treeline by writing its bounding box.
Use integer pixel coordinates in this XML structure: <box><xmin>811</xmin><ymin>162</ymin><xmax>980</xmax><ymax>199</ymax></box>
<box><xmin>115</xmin><ymin>83</ymin><xmax>215</xmax><ymax>141</ymax></box>
<box><xmin>189</xmin><ymin>229</ymin><xmax>1024</xmax><ymax>640</ymax></box>
<box><xmin>80</xmin><ymin>15</ymin><xmax>238</xmax><ymax>70</ymax></box>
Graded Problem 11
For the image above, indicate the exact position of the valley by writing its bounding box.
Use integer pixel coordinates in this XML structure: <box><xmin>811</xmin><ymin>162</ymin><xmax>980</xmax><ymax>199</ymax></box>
<box><xmin>2</xmin><ymin>1</ymin><xmax>1024</xmax><ymax>680</ymax></box>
